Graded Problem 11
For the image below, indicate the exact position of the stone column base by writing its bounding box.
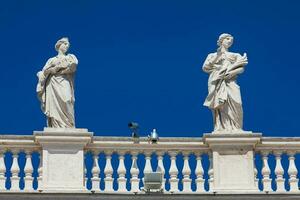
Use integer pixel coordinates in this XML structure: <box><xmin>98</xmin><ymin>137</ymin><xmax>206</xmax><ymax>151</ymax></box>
<box><xmin>34</xmin><ymin>128</ymin><xmax>93</xmax><ymax>192</ymax></box>
<box><xmin>203</xmin><ymin>132</ymin><xmax>262</xmax><ymax>193</ymax></box>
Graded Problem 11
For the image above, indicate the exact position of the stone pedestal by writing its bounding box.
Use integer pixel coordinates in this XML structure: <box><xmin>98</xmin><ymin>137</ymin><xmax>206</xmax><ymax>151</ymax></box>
<box><xmin>203</xmin><ymin>132</ymin><xmax>262</xmax><ymax>193</ymax></box>
<box><xmin>34</xmin><ymin>128</ymin><xmax>93</xmax><ymax>192</ymax></box>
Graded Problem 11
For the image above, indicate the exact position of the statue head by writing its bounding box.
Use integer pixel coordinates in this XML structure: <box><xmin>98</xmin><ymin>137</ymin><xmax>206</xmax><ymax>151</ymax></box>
<box><xmin>55</xmin><ymin>37</ymin><xmax>70</xmax><ymax>54</ymax></box>
<box><xmin>217</xmin><ymin>33</ymin><xmax>233</xmax><ymax>49</ymax></box>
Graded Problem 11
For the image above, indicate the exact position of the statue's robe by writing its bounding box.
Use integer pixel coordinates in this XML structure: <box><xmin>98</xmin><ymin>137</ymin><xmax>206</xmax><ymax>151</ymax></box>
<box><xmin>203</xmin><ymin>52</ymin><xmax>245</xmax><ymax>131</ymax></box>
<box><xmin>37</xmin><ymin>54</ymin><xmax>78</xmax><ymax>128</ymax></box>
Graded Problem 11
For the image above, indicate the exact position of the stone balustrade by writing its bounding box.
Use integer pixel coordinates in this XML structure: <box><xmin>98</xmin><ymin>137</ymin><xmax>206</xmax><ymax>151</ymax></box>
<box><xmin>85</xmin><ymin>136</ymin><xmax>209</xmax><ymax>193</ymax></box>
<box><xmin>0</xmin><ymin>135</ymin><xmax>41</xmax><ymax>191</ymax></box>
<box><xmin>0</xmin><ymin>133</ymin><xmax>300</xmax><ymax>194</ymax></box>
<box><xmin>255</xmin><ymin>137</ymin><xmax>300</xmax><ymax>193</ymax></box>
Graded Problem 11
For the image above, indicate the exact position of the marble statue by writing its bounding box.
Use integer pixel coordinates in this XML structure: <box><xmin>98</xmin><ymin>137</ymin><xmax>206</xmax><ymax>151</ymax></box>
<box><xmin>36</xmin><ymin>37</ymin><xmax>78</xmax><ymax>128</ymax></box>
<box><xmin>202</xmin><ymin>33</ymin><xmax>248</xmax><ymax>132</ymax></box>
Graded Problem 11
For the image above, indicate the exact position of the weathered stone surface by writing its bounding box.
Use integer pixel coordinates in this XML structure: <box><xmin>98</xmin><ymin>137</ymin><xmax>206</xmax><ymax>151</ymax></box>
<box><xmin>202</xmin><ymin>33</ymin><xmax>247</xmax><ymax>132</ymax></box>
<box><xmin>37</xmin><ymin>37</ymin><xmax>78</xmax><ymax>128</ymax></box>
<box><xmin>34</xmin><ymin>128</ymin><xmax>93</xmax><ymax>192</ymax></box>
<box><xmin>203</xmin><ymin>133</ymin><xmax>261</xmax><ymax>192</ymax></box>
<box><xmin>0</xmin><ymin>193</ymin><xmax>299</xmax><ymax>200</ymax></box>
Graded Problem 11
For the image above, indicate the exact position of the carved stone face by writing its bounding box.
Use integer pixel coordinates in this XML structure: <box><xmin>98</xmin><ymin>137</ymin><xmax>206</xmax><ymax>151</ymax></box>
<box><xmin>58</xmin><ymin>41</ymin><xmax>70</xmax><ymax>54</ymax></box>
<box><xmin>221</xmin><ymin>37</ymin><xmax>233</xmax><ymax>49</ymax></box>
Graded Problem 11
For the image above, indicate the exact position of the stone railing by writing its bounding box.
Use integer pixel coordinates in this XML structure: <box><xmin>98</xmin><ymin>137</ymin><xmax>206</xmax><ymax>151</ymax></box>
<box><xmin>0</xmin><ymin>135</ymin><xmax>41</xmax><ymax>191</ymax></box>
<box><xmin>0</xmin><ymin>129</ymin><xmax>300</xmax><ymax>195</ymax></box>
<box><xmin>85</xmin><ymin>136</ymin><xmax>209</xmax><ymax>193</ymax></box>
<box><xmin>255</xmin><ymin>137</ymin><xmax>300</xmax><ymax>193</ymax></box>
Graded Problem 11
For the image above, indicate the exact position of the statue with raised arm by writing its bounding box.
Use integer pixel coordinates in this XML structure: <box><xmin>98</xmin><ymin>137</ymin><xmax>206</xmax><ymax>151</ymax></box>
<box><xmin>202</xmin><ymin>33</ymin><xmax>248</xmax><ymax>132</ymax></box>
<box><xmin>36</xmin><ymin>37</ymin><xmax>78</xmax><ymax>128</ymax></box>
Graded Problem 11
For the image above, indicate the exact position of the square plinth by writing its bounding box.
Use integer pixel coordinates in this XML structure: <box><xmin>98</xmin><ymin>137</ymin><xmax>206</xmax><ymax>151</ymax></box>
<box><xmin>34</xmin><ymin>128</ymin><xmax>93</xmax><ymax>192</ymax></box>
<box><xmin>203</xmin><ymin>132</ymin><xmax>262</xmax><ymax>192</ymax></box>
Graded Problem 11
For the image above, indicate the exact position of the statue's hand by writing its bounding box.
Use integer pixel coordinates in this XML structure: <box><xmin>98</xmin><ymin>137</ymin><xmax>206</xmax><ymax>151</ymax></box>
<box><xmin>48</xmin><ymin>66</ymin><xmax>60</xmax><ymax>74</ymax></box>
<box><xmin>224</xmin><ymin>72</ymin><xmax>233</xmax><ymax>80</ymax></box>
<box><xmin>52</xmin><ymin>58</ymin><xmax>68</xmax><ymax>68</ymax></box>
<box><xmin>50</xmin><ymin>58</ymin><xmax>61</xmax><ymax>67</ymax></box>
<box><xmin>230</xmin><ymin>57</ymin><xmax>247</xmax><ymax>71</ymax></box>
<box><xmin>207</xmin><ymin>53</ymin><xmax>222</xmax><ymax>66</ymax></box>
<box><xmin>236</xmin><ymin>53</ymin><xmax>248</xmax><ymax>66</ymax></box>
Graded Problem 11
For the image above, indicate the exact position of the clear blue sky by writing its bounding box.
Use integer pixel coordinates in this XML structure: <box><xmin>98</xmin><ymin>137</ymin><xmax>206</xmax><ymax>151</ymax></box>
<box><xmin>0</xmin><ymin>0</ymin><xmax>299</xmax><ymax>137</ymax></box>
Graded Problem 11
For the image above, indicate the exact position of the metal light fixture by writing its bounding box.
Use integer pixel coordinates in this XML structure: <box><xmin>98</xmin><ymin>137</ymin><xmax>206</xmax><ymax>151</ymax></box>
<box><xmin>128</xmin><ymin>122</ymin><xmax>139</xmax><ymax>143</ymax></box>
<box><xmin>148</xmin><ymin>129</ymin><xmax>159</xmax><ymax>144</ymax></box>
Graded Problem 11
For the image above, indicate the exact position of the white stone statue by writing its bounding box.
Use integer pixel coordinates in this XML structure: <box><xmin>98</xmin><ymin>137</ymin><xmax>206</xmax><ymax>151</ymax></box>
<box><xmin>36</xmin><ymin>37</ymin><xmax>78</xmax><ymax>128</ymax></box>
<box><xmin>202</xmin><ymin>33</ymin><xmax>248</xmax><ymax>132</ymax></box>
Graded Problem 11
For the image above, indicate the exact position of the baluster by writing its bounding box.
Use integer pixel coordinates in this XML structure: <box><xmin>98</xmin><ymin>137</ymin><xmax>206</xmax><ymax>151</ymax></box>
<box><xmin>84</xmin><ymin>168</ymin><xmax>87</xmax><ymax>188</ymax></box>
<box><xmin>130</xmin><ymin>151</ymin><xmax>140</xmax><ymax>193</ymax></box>
<box><xmin>104</xmin><ymin>151</ymin><xmax>114</xmax><ymax>192</ymax></box>
<box><xmin>287</xmin><ymin>151</ymin><xmax>299</xmax><ymax>192</ymax></box>
<box><xmin>169</xmin><ymin>151</ymin><xmax>178</xmax><ymax>193</ymax></box>
<box><xmin>143</xmin><ymin>151</ymin><xmax>152</xmax><ymax>191</ymax></box>
<box><xmin>0</xmin><ymin>150</ymin><xmax>6</xmax><ymax>190</ymax></box>
<box><xmin>182</xmin><ymin>152</ymin><xmax>192</xmax><ymax>193</ymax></box>
<box><xmin>144</xmin><ymin>151</ymin><xmax>152</xmax><ymax>173</ymax></box>
<box><xmin>157</xmin><ymin>151</ymin><xmax>165</xmax><ymax>191</ymax></box>
<box><xmin>24</xmin><ymin>150</ymin><xmax>33</xmax><ymax>191</ymax></box>
<box><xmin>37</xmin><ymin>151</ymin><xmax>43</xmax><ymax>190</ymax></box>
<box><xmin>10</xmin><ymin>150</ymin><xmax>20</xmax><ymax>191</ymax></box>
<box><xmin>208</xmin><ymin>152</ymin><xmax>214</xmax><ymax>191</ymax></box>
<box><xmin>274</xmin><ymin>151</ymin><xmax>285</xmax><ymax>192</ymax></box>
<box><xmin>91</xmin><ymin>151</ymin><xmax>100</xmax><ymax>191</ymax></box>
<box><xmin>195</xmin><ymin>152</ymin><xmax>205</xmax><ymax>192</ymax></box>
<box><xmin>261</xmin><ymin>151</ymin><xmax>272</xmax><ymax>192</ymax></box>
<box><xmin>117</xmin><ymin>151</ymin><xmax>127</xmax><ymax>192</ymax></box>
<box><xmin>253</xmin><ymin>153</ymin><xmax>259</xmax><ymax>189</ymax></box>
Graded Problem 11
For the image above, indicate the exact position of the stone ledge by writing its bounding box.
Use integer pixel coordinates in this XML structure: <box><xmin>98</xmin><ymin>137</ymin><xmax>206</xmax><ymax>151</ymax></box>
<box><xmin>0</xmin><ymin>193</ymin><xmax>300</xmax><ymax>200</ymax></box>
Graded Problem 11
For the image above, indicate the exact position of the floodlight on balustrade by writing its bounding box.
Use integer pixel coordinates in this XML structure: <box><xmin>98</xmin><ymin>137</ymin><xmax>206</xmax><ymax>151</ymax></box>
<box><xmin>143</xmin><ymin>166</ymin><xmax>163</xmax><ymax>193</ymax></box>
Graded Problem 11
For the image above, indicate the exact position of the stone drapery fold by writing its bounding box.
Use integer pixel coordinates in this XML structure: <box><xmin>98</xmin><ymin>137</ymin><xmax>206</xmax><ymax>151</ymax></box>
<box><xmin>37</xmin><ymin>54</ymin><xmax>78</xmax><ymax>128</ymax></box>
